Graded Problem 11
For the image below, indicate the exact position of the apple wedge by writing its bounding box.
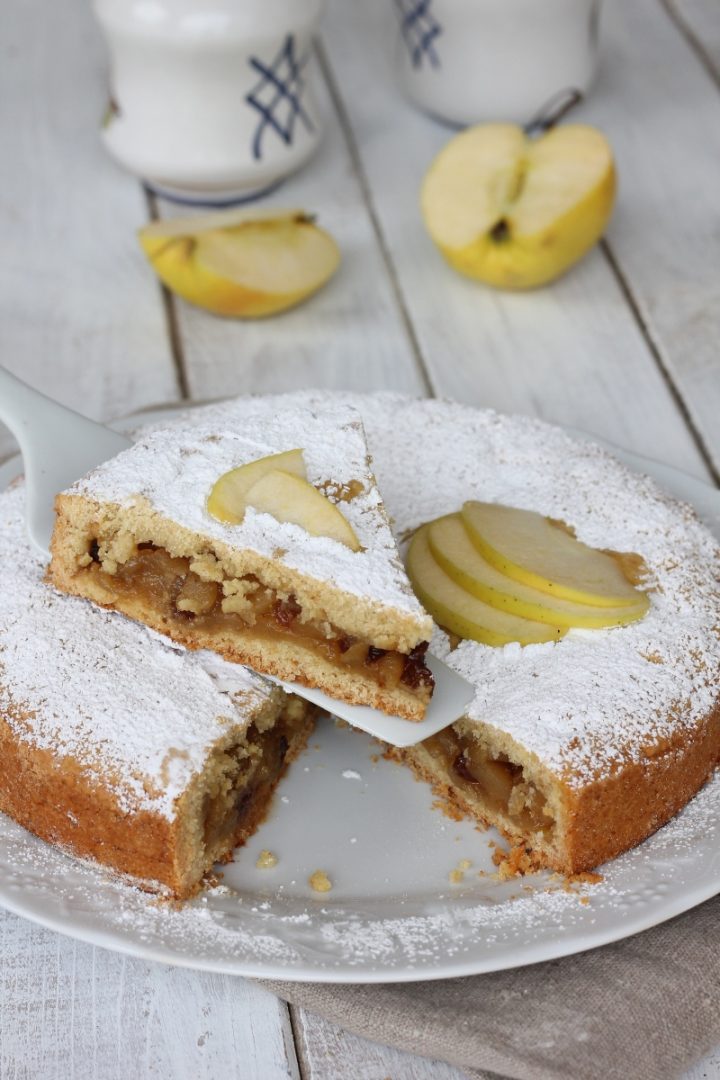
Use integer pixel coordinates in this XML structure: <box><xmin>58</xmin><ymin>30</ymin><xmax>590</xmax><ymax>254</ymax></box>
<box><xmin>138</xmin><ymin>207</ymin><xmax>340</xmax><ymax>318</ymax></box>
<box><xmin>406</xmin><ymin>526</ymin><xmax>565</xmax><ymax>646</ymax></box>
<box><xmin>244</xmin><ymin>469</ymin><xmax>361</xmax><ymax>551</ymax></box>
<box><xmin>429</xmin><ymin>514</ymin><xmax>649</xmax><ymax>628</ymax></box>
<box><xmin>207</xmin><ymin>449</ymin><xmax>307</xmax><ymax>525</ymax></box>
<box><xmin>461</xmin><ymin>502</ymin><xmax>645</xmax><ymax>608</ymax></box>
<box><xmin>421</xmin><ymin>123</ymin><xmax>615</xmax><ymax>289</ymax></box>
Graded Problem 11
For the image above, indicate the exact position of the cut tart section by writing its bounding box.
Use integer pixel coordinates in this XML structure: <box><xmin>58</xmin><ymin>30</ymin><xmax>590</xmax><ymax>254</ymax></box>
<box><xmin>49</xmin><ymin>404</ymin><xmax>434</xmax><ymax>721</ymax></box>
<box><xmin>0</xmin><ymin>482</ymin><xmax>316</xmax><ymax>899</ymax></box>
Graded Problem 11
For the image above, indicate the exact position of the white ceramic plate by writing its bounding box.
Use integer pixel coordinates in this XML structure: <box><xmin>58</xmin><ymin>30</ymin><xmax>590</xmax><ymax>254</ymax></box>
<box><xmin>0</xmin><ymin>403</ymin><xmax>718</xmax><ymax>983</ymax></box>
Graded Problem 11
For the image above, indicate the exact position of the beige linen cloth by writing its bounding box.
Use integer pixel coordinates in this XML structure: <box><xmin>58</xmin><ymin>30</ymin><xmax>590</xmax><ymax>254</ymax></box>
<box><xmin>260</xmin><ymin>894</ymin><xmax>719</xmax><ymax>1080</ymax></box>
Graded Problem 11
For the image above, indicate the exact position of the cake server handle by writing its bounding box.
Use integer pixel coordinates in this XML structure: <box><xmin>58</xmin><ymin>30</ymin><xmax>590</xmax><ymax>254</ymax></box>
<box><xmin>0</xmin><ymin>365</ymin><xmax>131</xmax><ymax>557</ymax></box>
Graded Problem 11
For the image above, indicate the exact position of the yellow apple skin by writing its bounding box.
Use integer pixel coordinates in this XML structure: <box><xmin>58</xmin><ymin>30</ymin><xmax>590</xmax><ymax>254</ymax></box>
<box><xmin>461</xmin><ymin>501</ymin><xmax>644</xmax><ymax>609</ymax></box>
<box><xmin>421</xmin><ymin>124</ymin><xmax>616</xmax><ymax>290</ymax></box>
<box><xmin>138</xmin><ymin>214</ymin><xmax>340</xmax><ymax>318</ymax></box>
<box><xmin>441</xmin><ymin>171</ymin><xmax>615</xmax><ymax>289</ymax></box>
<box><xmin>406</xmin><ymin>526</ymin><xmax>566</xmax><ymax>646</ymax></box>
<box><xmin>139</xmin><ymin>235</ymin><xmax>266</xmax><ymax>316</ymax></box>
<box><xmin>428</xmin><ymin>514</ymin><xmax>648</xmax><ymax>629</ymax></box>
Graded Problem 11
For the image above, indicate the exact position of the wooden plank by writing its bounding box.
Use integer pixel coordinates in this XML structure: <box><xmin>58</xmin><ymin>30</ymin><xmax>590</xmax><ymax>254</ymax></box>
<box><xmin>155</xmin><ymin>51</ymin><xmax>428</xmax><ymax>401</ymax></box>
<box><xmin>665</xmin><ymin>0</ymin><xmax>720</xmax><ymax>97</ymax></box>
<box><xmin>319</xmin><ymin>0</ymin><xmax>711</xmax><ymax>481</ymax></box>
<box><xmin>0</xmin><ymin>0</ymin><xmax>179</xmax><ymax>463</ymax></box>
<box><xmin>576</xmin><ymin>0</ymin><xmax>720</xmax><ymax>480</ymax></box>
<box><xmin>292</xmin><ymin>1006</ymin><xmax>471</xmax><ymax>1080</ymax></box>
<box><xmin>3</xmin><ymin>901</ymin><xmax>716</xmax><ymax>1080</ymax></box>
<box><xmin>0</xmin><ymin>910</ymin><xmax>300</xmax><ymax>1080</ymax></box>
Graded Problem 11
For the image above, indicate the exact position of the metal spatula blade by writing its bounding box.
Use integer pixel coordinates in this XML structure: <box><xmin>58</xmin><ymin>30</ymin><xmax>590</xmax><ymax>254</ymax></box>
<box><xmin>0</xmin><ymin>366</ymin><xmax>474</xmax><ymax>747</ymax></box>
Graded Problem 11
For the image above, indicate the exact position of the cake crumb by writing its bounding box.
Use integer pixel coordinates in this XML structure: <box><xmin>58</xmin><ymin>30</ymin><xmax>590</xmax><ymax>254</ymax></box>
<box><xmin>256</xmin><ymin>850</ymin><xmax>278</xmax><ymax>870</ymax></box>
<box><xmin>317</xmin><ymin>478</ymin><xmax>366</xmax><ymax>503</ymax></box>
<box><xmin>562</xmin><ymin>869</ymin><xmax>604</xmax><ymax>891</ymax></box>
<box><xmin>309</xmin><ymin>869</ymin><xmax>332</xmax><ymax>893</ymax></box>
<box><xmin>449</xmin><ymin>857</ymin><xmax>472</xmax><ymax>883</ymax></box>
<box><xmin>431</xmin><ymin>796</ymin><xmax>464</xmax><ymax>822</ymax></box>
<box><xmin>491</xmin><ymin>842</ymin><xmax>545</xmax><ymax>881</ymax></box>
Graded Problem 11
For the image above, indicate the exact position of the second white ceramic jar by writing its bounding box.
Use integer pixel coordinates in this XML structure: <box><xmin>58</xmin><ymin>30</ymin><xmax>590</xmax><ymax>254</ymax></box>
<box><xmin>394</xmin><ymin>0</ymin><xmax>602</xmax><ymax>127</ymax></box>
<box><xmin>95</xmin><ymin>0</ymin><xmax>325</xmax><ymax>202</ymax></box>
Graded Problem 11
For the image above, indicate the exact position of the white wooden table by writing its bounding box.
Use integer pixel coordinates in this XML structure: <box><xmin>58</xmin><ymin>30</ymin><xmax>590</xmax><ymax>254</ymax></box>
<box><xmin>1</xmin><ymin>0</ymin><xmax>719</xmax><ymax>1076</ymax></box>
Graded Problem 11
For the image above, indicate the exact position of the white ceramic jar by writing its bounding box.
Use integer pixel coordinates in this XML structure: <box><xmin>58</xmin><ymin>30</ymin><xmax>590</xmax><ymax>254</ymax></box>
<box><xmin>95</xmin><ymin>0</ymin><xmax>325</xmax><ymax>203</ymax></box>
<box><xmin>394</xmin><ymin>0</ymin><xmax>602</xmax><ymax>127</ymax></box>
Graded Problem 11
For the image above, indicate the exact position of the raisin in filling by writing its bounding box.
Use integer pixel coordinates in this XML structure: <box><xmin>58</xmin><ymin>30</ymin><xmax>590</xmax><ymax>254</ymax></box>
<box><xmin>85</xmin><ymin>543</ymin><xmax>434</xmax><ymax>698</ymax></box>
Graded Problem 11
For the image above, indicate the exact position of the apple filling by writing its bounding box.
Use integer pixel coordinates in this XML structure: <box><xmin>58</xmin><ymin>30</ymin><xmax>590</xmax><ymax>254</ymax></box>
<box><xmin>201</xmin><ymin>709</ymin><xmax>297</xmax><ymax>856</ymax></box>
<box><xmin>84</xmin><ymin>542</ymin><xmax>434</xmax><ymax>699</ymax></box>
<box><xmin>423</xmin><ymin>726</ymin><xmax>555</xmax><ymax>836</ymax></box>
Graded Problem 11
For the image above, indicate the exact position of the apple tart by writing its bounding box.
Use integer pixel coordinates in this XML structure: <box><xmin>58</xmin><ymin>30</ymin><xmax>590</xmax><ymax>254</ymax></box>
<box><xmin>42</xmin><ymin>388</ymin><xmax>720</xmax><ymax>877</ymax></box>
<box><xmin>49</xmin><ymin>404</ymin><xmax>434</xmax><ymax>721</ymax></box>
<box><xmin>0</xmin><ymin>482</ymin><xmax>315</xmax><ymax>899</ymax></box>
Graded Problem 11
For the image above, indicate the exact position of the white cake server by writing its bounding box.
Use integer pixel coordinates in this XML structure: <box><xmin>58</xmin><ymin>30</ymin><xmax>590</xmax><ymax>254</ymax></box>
<box><xmin>0</xmin><ymin>366</ymin><xmax>475</xmax><ymax>747</ymax></box>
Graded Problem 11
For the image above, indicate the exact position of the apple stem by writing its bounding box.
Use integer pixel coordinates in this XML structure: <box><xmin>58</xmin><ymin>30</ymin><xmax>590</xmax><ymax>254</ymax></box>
<box><xmin>523</xmin><ymin>88</ymin><xmax>583</xmax><ymax>137</ymax></box>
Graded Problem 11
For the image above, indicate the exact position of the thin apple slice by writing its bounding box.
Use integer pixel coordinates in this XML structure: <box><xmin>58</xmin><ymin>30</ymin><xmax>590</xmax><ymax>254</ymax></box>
<box><xmin>244</xmin><ymin>470</ymin><xmax>361</xmax><ymax>551</ymax></box>
<box><xmin>207</xmin><ymin>449</ymin><xmax>307</xmax><ymax>525</ymax></box>
<box><xmin>406</xmin><ymin>526</ymin><xmax>565</xmax><ymax>646</ymax></box>
<box><xmin>461</xmin><ymin>502</ymin><xmax>644</xmax><ymax>608</ymax></box>
<box><xmin>138</xmin><ymin>208</ymin><xmax>340</xmax><ymax>318</ymax></box>
<box><xmin>429</xmin><ymin>514</ymin><xmax>648</xmax><ymax>628</ymax></box>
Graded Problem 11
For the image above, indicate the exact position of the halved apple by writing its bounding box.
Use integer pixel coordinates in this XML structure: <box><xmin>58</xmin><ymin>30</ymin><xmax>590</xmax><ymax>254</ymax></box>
<box><xmin>421</xmin><ymin>123</ymin><xmax>615</xmax><ymax>289</ymax></box>
<box><xmin>207</xmin><ymin>449</ymin><xmax>306</xmax><ymax>525</ymax></box>
<box><xmin>244</xmin><ymin>470</ymin><xmax>361</xmax><ymax>551</ymax></box>
<box><xmin>461</xmin><ymin>502</ymin><xmax>645</xmax><ymax>608</ymax></box>
<box><xmin>406</xmin><ymin>526</ymin><xmax>565</xmax><ymax>646</ymax></box>
<box><xmin>138</xmin><ymin>207</ymin><xmax>340</xmax><ymax>318</ymax></box>
<box><xmin>429</xmin><ymin>514</ymin><xmax>648</xmax><ymax>628</ymax></box>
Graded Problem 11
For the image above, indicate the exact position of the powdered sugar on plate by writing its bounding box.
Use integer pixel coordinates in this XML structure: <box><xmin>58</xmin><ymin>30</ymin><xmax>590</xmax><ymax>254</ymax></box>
<box><xmin>0</xmin><ymin>763</ymin><xmax>716</xmax><ymax>981</ymax></box>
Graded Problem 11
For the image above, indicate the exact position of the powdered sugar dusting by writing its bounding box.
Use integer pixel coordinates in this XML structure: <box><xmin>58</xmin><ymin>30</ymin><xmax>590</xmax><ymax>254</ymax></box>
<box><xmin>0</xmin><ymin>484</ymin><xmax>279</xmax><ymax>819</ymax></box>
<box><xmin>143</xmin><ymin>392</ymin><xmax>720</xmax><ymax>786</ymax></box>
<box><xmin>70</xmin><ymin>403</ymin><xmax>429</xmax><ymax>627</ymax></box>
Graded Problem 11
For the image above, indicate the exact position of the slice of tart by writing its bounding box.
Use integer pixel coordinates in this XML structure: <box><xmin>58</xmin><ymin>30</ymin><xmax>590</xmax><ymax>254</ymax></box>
<box><xmin>0</xmin><ymin>482</ymin><xmax>316</xmax><ymax>899</ymax></box>
<box><xmin>49</xmin><ymin>404</ymin><xmax>434</xmax><ymax>721</ymax></box>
